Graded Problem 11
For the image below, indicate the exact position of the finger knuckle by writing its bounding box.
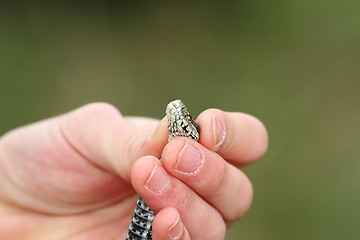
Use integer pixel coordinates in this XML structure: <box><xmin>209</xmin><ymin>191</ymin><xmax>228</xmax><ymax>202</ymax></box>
<box><xmin>229</xmin><ymin>177</ymin><xmax>254</xmax><ymax>222</ymax></box>
<box><xmin>204</xmin><ymin>158</ymin><xmax>227</xmax><ymax>195</ymax></box>
<box><xmin>206</xmin><ymin>220</ymin><xmax>227</xmax><ymax>240</ymax></box>
<box><xmin>80</xmin><ymin>102</ymin><xmax>122</xmax><ymax>120</ymax></box>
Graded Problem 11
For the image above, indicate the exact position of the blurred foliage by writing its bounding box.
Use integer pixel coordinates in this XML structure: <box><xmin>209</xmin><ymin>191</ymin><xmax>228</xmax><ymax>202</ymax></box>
<box><xmin>0</xmin><ymin>1</ymin><xmax>359</xmax><ymax>239</ymax></box>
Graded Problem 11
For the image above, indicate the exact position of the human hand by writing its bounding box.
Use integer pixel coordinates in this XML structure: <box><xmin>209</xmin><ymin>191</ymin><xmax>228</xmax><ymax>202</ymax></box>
<box><xmin>0</xmin><ymin>102</ymin><xmax>267</xmax><ymax>240</ymax></box>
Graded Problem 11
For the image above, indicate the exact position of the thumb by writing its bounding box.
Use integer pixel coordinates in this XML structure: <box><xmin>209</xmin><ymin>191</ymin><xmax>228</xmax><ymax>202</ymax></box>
<box><xmin>60</xmin><ymin>102</ymin><xmax>168</xmax><ymax>182</ymax></box>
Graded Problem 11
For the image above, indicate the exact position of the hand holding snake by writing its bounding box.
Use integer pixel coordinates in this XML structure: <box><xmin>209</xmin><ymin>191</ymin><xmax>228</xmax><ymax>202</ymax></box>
<box><xmin>0</xmin><ymin>101</ymin><xmax>268</xmax><ymax>240</ymax></box>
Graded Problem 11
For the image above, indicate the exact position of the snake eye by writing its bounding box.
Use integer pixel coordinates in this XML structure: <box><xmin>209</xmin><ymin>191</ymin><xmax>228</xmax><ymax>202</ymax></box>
<box><xmin>186</xmin><ymin>115</ymin><xmax>192</xmax><ymax>121</ymax></box>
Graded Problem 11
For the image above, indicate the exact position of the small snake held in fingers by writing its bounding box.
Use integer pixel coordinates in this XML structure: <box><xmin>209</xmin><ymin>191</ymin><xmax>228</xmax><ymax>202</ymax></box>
<box><xmin>126</xmin><ymin>99</ymin><xmax>200</xmax><ymax>240</ymax></box>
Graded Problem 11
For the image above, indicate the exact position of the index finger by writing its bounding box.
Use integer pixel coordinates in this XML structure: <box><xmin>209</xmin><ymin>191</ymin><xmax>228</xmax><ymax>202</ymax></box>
<box><xmin>196</xmin><ymin>109</ymin><xmax>268</xmax><ymax>167</ymax></box>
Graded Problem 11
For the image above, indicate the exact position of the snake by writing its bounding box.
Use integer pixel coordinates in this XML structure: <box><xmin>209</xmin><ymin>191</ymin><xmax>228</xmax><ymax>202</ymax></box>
<box><xmin>126</xmin><ymin>99</ymin><xmax>200</xmax><ymax>240</ymax></box>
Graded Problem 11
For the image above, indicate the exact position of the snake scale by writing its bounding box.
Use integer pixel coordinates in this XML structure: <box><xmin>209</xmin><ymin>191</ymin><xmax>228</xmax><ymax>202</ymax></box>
<box><xmin>126</xmin><ymin>99</ymin><xmax>200</xmax><ymax>240</ymax></box>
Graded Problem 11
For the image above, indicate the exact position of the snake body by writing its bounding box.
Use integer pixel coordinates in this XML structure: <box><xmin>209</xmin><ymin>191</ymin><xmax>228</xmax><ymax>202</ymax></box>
<box><xmin>126</xmin><ymin>99</ymin><xmax>200</xmax><ymax>240</ymax></box>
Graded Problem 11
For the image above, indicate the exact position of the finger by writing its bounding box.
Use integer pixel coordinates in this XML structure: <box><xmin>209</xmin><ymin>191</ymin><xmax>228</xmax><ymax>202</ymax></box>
<box><xmin>131</xmin><ymin>156</ymin><xmax>227</xmax><ymax>240</ymax></box>
<box><xmin>0</xmin><ymin>103</ymin><xmax>168</xmax><ymax>213</ymax></box>
<box><xmin>124</xmin><ymin>116</ymin><xmax>160</xmax><ymax>133</ymax></box>
<box><xmin>162</xmin><ymin>137</ymin><xmax>253</xmax><ymax>222</ymax></box>
<box><xmin>59</xmin><ymin>103</ymin><xmax>168</xmax><ymax>181</ymax></box>
<box><xmin>152</xmin><ymin>207</ymin><xmax>190</xmax><ymax>240</ymax></box>
<box><xmin>0</xmin><ymin>119</ymin><xmax>127</xmax><ymax>214</ymax></box>
<box><xmin>196</xmin><ymin>109</ymin><xmax>268</xmax><ymax>166</ymax></box>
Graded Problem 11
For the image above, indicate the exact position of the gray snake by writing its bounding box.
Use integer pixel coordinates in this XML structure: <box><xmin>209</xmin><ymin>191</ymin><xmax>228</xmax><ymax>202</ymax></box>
<box><xmin>126</xmin><ymin>99</ymin><xmax>200</xmax><ymax>240</ymax></box>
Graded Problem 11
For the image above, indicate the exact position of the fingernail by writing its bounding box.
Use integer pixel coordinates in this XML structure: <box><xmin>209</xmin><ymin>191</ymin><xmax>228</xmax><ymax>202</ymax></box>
<box><xmin>168</xmin><ymin>213</ymin><xmax>183</xmax><ymax>240</ymax></box>
<box><xmin>176</xmin><ymin>141</ymin><xmax>202</xmax><ymax>174</ymax></box>
<box><xmin>147</xmin><ymin>117</ymin><xmax>168</xmax><ymax>142</ymax></box>
<box><xmin>145</xmin><ymin>162</ymin><xmax>170</xmax><ymax>194</ymax></box>
<box><xmin>212</xmin><ymin>115</ymin><xmax>226</xmax><ymax>150</ymax></box>
<box><xmin>142</xmin><ymin>117</ymin><xmax>169</xmax><ymax>158</ymax></box>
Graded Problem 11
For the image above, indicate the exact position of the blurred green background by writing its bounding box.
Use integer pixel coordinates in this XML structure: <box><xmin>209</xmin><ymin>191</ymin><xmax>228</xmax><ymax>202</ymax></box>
<box><xmin>1</xmin><ymin>1</ymin><xmax>359</xmax><ymax>239</ymax></box>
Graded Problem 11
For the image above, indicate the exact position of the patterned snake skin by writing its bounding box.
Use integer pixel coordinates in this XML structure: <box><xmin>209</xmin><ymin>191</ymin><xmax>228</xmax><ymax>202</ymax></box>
<box><xmin>126</xmin><ymin>100</ymin><xmax>200</xmax><ymax>240</ymax></box>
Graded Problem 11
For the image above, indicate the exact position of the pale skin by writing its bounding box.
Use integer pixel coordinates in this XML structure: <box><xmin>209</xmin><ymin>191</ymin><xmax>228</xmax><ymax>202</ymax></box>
<box><xmin>0</xmin><ymin>102</ymin><xmax>268</xmax><ymax>240</ymax></box>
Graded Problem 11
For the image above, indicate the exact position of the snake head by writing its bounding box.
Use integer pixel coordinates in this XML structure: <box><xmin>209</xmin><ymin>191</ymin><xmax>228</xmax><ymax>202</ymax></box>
<box><xmin>166</xmin><ymin>99</ymin><xmax>200</xmax><ymax>141</ymax></box>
